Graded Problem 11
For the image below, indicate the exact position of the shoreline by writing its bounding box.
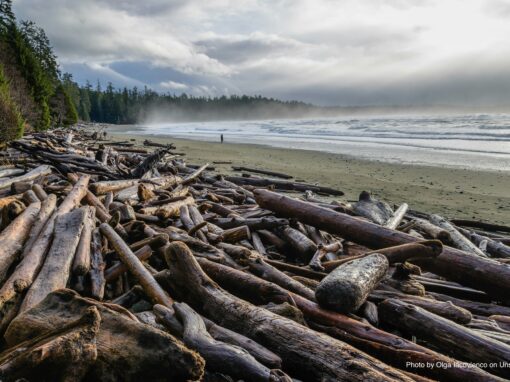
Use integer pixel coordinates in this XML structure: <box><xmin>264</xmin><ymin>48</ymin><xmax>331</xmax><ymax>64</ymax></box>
<box><xmin>103</xmin><ymin>126</ymin><xmax>510</xmax><ymax>224</ymax></box>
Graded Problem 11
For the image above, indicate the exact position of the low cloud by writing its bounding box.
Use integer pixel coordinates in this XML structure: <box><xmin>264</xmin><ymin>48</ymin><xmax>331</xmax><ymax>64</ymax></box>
<box><xmin>13</xmin><ymin>0</ymin><xmax>510</xmax><ymax>106</ymax></box>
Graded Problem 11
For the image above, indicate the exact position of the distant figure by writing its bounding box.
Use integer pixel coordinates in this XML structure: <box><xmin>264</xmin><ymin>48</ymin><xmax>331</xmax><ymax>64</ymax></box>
<box><xmin>221</xmin><ymin>134</ymin><xmax>224</xmax><ymax>143</ymax></box>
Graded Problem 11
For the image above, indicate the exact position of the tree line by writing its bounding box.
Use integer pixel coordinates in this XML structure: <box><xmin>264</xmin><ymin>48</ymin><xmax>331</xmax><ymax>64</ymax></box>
<box><xmin>62</xmin><ymin>78</ymin><xmax>318</xmax><ymax>124</ymax></box>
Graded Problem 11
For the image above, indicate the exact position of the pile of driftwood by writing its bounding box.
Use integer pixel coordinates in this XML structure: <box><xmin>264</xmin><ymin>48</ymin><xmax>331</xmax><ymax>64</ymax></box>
<box><xmin>0</xmin><ymin>128</ymin><xmax>509</xmax><ymax>381</ymax></box>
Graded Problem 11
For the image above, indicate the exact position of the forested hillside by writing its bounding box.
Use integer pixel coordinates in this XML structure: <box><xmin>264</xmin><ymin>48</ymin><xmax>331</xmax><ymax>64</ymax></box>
<box><xmin>0</xmin><ymin>0</ymin><xmax>77</xmax><ymax>143</ymax></box>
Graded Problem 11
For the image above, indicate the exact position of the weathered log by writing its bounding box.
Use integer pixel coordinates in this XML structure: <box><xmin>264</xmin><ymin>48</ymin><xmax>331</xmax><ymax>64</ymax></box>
<box><xmin>315</xmin><ymin>254</ymin><xmax>388</xmax><ymax>313</ymax></box>
<box><xmin>220</xmin><ymin>225</ymin><xmax>251</xmax><ymax>243</ymax></box>
<box><xmin>89</xmin><ymin>228</ymin><xmax>105</xmax><ymax>300</ymax></box>
<box><xmin>379</xmin><ymin>298</ymin><xmax>510</xmax><ymax>378</ymax></box>
<box><xmin>0</xmin><ymin>305</ymin><xmax>100</xmax><ymax>381</ymax></box>
<box><xmin>384</xmin><ymin>203</ymin><xmax>408</xmax><ymax>229</ymax></box>
<box><xmin>140</xmin><ymin>196</ymin><xmax>194</xmax><ymax>218</ymax></box>
<box><xmin>254</xmin><ymin>189</ymin><xmax>510</xmax><ymax>299</ymax></box>
<box><xmin>5</xmin><ymin>289</ymin><xmax>205</xmax><ymax>381</ymax></box>
<box><xmin>72</xmin><ymin>206</ymin><xmax>96</xmax><ymax>276</ymax></box>
<box><xmin>309</xmin><ymin>241</ymin><xmax>342</xmax><ymax>271</ymax></box>
<box><xmin>173</xmin><ymin>302</ymin><xmax>290</xmax><ymax>381</ymax></box>
<box><xmin>89</xmin><ymin>179</ymin><xmax>138</xmax><ymax>195</ymax></box>
<box><xmin>412</xmin><ymin>217</ymin><xmax>452</xmax><ymax>242</ymax></box>
<box><xmin>0</xmin><ymin>202</ymin><xmax>41</xmax><ymax>283</ymax></box>
<box><xmin>281</xmin><ymin>226</ymin><xmax>317</xmax><ymax>260</ymax></box>
<box><xmin>323</xmin><ymin>240</ymin><xmax>442</xmax><ymax>272</ymax></box>
<box><xmin>100</xmin><ymin>223</ymin><xmax>173</xmax><ymax>308</ymax></box>
<box><xmin>21</xmin><ymin>207</ymin><xmax>88</xmax><ymax>312</ymax></box>
<box><xmin>0</xmin><ymin>165</ymin><xmax>52</xmax><ymax>190</ymax></box>
<box><xmin>232</xmin><ymin>166</ymin><xmax>293</xmax><ymax>179</ymax></box>
<box><xmin>458</xmin><ymin>227</ymin><xmax>510</xmax><ymax>258</ymax></box>
<box><xmin>429</xmin><ymin>292</ymin><xmax>510</xmax><ymax>317</ymax></box>
<box><xmin>451</xmin><ymin>219</ymin><xmax>510</xmax><ymax>234</ymax></box>
<box><xmin>116</xmin><ymin>176</ymin><xmax>180</xmax><ymax>203</ymax></box>
<box><xmin>154</xmin><ymin>304</ymin><xmax>283</xmax><ymax>369</ymax></box>
<box><xmin>352</xmin><ymin>191</ymin><xmax>393</xmax><ymax>225</ymax></box>
<box><xmin>31</xmin><ymin>183</ymin><xmax>48</xmax><ymax>201</ymax></box>
<box><xmin>369</xmin><ymin>290</ymin><xmax>472</xmax><ymax>324</ymax></box>
<box><xmin>182</xmin><ymin>163</ymin><xmax>210</xmax><ymax>185</ymax></box>
<box><xmin>22</xmin><ymin>189</ymin><xmax>39</xmax><ymax>204</ymax></box>
<box><xmin>225</xmin><ymin>175</ymin><xmax>344</xmax><ymax>196</ymax></box>
<box><xmin>430</xmin><ymin>214</ymin><xmax>487</xmax><ymax>257</ymax></box>
<box><xmin>163</xmin><ymin>242</ymin><xmax>413</xmax><ymax>381</ymax></box>
<box><xmin>198</xmin><ymin>258</ymin><xmax>499</xmax><ymax>381</ymax></box>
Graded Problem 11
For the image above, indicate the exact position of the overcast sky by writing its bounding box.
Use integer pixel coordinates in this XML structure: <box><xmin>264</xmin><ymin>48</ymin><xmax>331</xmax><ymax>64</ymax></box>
<box><xmin>12</xmin><ymin>0</ymin><xmax>510</xmax><ymax>106</ymax></box>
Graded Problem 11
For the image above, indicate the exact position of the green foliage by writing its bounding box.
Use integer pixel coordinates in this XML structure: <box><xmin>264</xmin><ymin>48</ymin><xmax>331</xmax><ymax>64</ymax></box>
<box><xmin>0</xmin><ymin>0</ymin><xmax>14</xmax><ymax>34</ymax></box>
<box><xmin>19</xmin><ymin>20</ymin><xmax>60</xmax><ymax>82</ymax></box>
<box><xmin>76</xmin><ymin>82</ymin><xmax>316</xmax><ymax>124</ymax></box>
<box><xmin>0</xmin><ymin>63</ymin><xmax>24</xmax><ymax>142</ymax></box>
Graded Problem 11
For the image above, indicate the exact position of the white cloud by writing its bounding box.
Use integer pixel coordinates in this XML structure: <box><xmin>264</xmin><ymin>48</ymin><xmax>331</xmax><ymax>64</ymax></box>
<box><xmin>160</xmin><ymin>80</ymin><xmax>188</xmax><ymax>90</ymax></box>
<box><xmin>12</xmin><ymin>0</ymin><xmax>510</xmax><ymax>105</ymax></box>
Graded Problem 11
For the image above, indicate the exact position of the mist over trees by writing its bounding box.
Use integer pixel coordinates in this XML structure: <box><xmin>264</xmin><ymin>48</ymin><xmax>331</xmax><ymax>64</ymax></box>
<box><xmin>61</xmin><ymin>77</ymin><xmax>319</xmax><ymax>124</ymax></box>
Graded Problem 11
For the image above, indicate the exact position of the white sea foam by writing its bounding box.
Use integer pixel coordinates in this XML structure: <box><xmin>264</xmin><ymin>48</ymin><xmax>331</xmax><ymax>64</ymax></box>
<box><xmin>127</xmin><ymin>114</ymin><xmax>510</xmax><ymax>172</ymax></box>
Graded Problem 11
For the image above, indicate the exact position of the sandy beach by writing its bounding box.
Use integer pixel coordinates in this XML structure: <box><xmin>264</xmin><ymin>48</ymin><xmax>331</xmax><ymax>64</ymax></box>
<box><xmin>105</xmin><ymin>126</ymin><xmax>510</xmax><ymax>225</ymax></box>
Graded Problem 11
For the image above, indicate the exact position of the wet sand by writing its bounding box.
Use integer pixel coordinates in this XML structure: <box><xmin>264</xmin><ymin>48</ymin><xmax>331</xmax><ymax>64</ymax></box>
<box><xmin>106</xmin><ymin>126</ymin><xmax>510</xmax><ymax>225</ymax></box>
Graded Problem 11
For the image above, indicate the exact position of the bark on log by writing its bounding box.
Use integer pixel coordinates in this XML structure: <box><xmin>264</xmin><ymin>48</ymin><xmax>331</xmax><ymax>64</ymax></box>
<box><xmin>5</xmin><ymin>289</ymin><xmax>205</xmax><ymax>381</ymax></box>
<box><xmin>0</xmin><ymin>305</ymin><xmax>100</xmax><ymax>382</ymax></box>
<box><xmin>315</xmin><ymin>254</ymin><xmax>388</xmax><ymax>313</ymax></box>
<box><xmin>225</xmin><ymin>175</ymin><xmax>344</xmax><ymax>196</ymax></box>
<box><xmin>100</xmin><ymin>223</ymin><xmax>173</xmax><ymax>308</ymax></box>
<box><xmin>430</xmin><ymin>214</ymin><xmax>487</xmax><ymax>257</ymax></box>
<box><xmin>369</xmin><ymin>290</ymin><xmax>472</xmax><ymax>324</ymax></box>
<box><xmin>281</xmin><ymin>226</ymin><xmax>317</xmax><ymax>260</ymax></box>
<box><xmin>412</xmin><ymin>217</ymin><xmax>452</xmax><ymax>242</ymax></box>
<box><xmin>379</xmin><ymin>298</ymin><xmax>510</xmax><ymax>378</ymax></box>
<box><xmin>90</xmin><ymin>228</ymin><xmax>106</xmax><ymax>300</ymax></box>
<box><xmin>20</xmin><ymin>207</ymin><xmax>88</xmax><ymax>312</ymax></box>
<box><xmin>197</xmin><ymin>258</ymin><xmax>499</xmax><ymax>382</ymax></box>
<box><xmin>163</xmin><ymin>242</ymin><xmax>413</xmax><ymax>382</ymax></box>
<box><xmin>72</xmin><ymin>206</ymin><xmax>96</xmax><ymax>276</ymax></box>
<box><xmin>254</xmin><ymin>189</ymin><xmax>510</xmax><ymax>299</ymax></box>
<box><xmin>154</xmin><ymin>304</ymin><xmax>283</xmax><ymax>369</ymax></box>
<box><xmin>458</xmin><ymin>227</ymin><xmax>510</xmax><ymax>258</ymax></box>
<box><xmin>89</xmin><ymin>179</ymin><xmax>138</xmax><ymax>195</ymax></box>
<box><xmin>0</xmin><ymin>165</ymin><xmax>52</xmax><ymax>191</ymax></box>
<box><xmin>139</xmin><ymin>196</ymin><xmax>194</xmax><ymax>218</ymax></box>
<box><xmin>232</xmin><ymin>166</ymin><xmax>293</xmax><ymax>179</ymax></box>
<box><xmin>353</xmin><ymin>191</ymin><xmax>393</xmax><ymax>225</ymax></box>
<box><xmin>384</xmin><ymin>203</ymin><xmax>408</xmax><ymax>229</ymax></box>
<box><xmin>173</xmin><ymin>301</ymin><xmax>290</xmax><ymax>381</ymax></box>
<box><xmin>0</xmin><ymin>202</ymin><xmax>41</xmax><ymax>283</ymax></box>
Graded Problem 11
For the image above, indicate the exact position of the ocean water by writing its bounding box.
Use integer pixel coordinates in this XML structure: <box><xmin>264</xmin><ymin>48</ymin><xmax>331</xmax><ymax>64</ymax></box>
<box><xmin>129</xmin><ymin>114</ymin><xmax>510</xmax><ymax>172</ymax></box>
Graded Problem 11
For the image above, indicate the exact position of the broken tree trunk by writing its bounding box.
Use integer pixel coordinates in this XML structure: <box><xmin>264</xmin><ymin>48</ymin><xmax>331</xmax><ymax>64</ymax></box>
<box><xmin>254</xmin><ymin>189</ymin><xmax>510</xmax><ymax>300</ymax></box>
<box><xmin>163</xmin><ymin>241</ymin><xmax>412</xmax><ymax>381</ymax></box>
<box><xmin>315</xmin><ymin>254</ymin><xmax>388</xmax><ymax>313</ymax></box>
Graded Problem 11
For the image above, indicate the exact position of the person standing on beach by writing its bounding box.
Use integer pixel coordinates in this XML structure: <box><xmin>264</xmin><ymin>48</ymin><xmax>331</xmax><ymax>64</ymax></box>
<box><xmin>221</xmin><ymin>134</ymin><xmax>224</xmax><ymax>143</ymax></box>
